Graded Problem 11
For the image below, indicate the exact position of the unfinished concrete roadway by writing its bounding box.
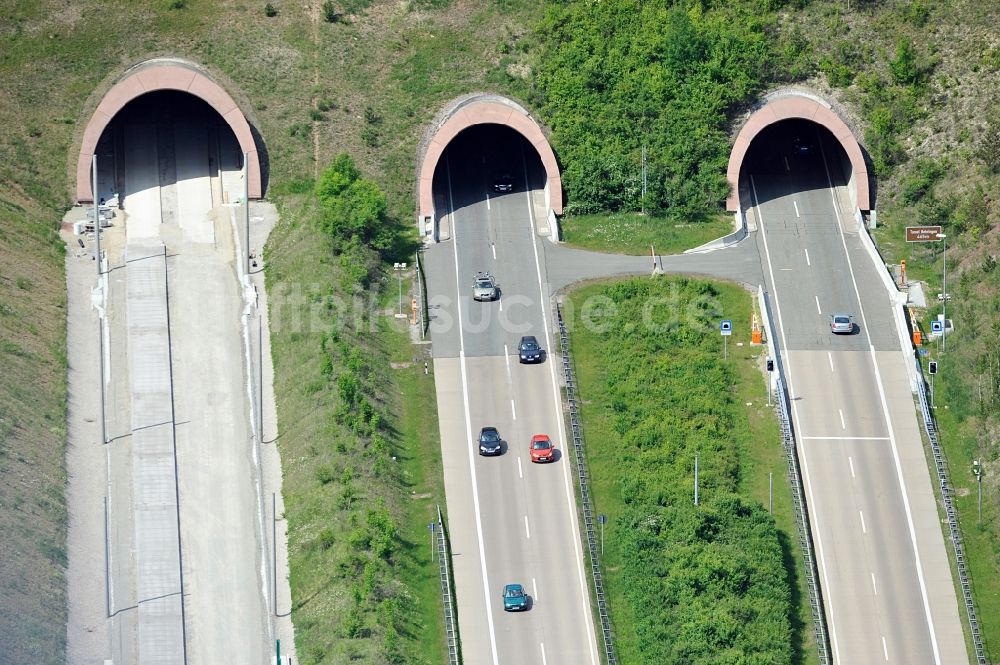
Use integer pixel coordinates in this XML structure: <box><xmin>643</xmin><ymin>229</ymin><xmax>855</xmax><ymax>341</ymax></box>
<box><xmin>64</xmin><ymin>111</ymin><xmax>295</xmax><ymax>664</ymax></box>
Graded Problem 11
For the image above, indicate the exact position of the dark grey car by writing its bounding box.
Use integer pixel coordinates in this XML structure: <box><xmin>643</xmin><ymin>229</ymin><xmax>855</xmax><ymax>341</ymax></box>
<box><xmin>478</xmin><ymin>427</ymin><xmax>502</xmax><ymax>456</ymax></box>
<box><xmin>518</xmin><ymin>335</ymin><xmax>543</xmax><ymax>364</ymax></box>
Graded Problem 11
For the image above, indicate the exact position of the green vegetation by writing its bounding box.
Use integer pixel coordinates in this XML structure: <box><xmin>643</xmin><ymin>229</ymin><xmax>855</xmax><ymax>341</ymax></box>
<box><xmin>267</xmin><ymin>178</ymin><xmax>444</xmax><ymax>664</ymax></box>
<box><xmin>566</xmin><ymin>277</ymin><xmax>813</xmax><ymax>664</ymax></box>
<box><xmin>560</xmin><ymin>212</ymin><xmax>733</xmax><ymax>255</ymax></box>
<box><xmin>529</xmin><ymin>0</ymin><xmax>805</xmax><ymax>218</ymax></box>
<box><xmin>3</xmin><ymin>0</ymin><xmax>1000</xmax><ymax>661</ymax></box>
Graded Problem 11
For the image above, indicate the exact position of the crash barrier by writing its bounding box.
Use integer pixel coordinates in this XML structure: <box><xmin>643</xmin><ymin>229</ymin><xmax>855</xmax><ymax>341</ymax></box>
<box><xmin>856</xmin><ymin>214</ymin><xmax>919</xmax><ymax>391</ymax></box>
<box><xmin>759</xmin><ymin>287</ymin><xmax>831</xmax><ymax>664</ymax></box>
<box><xmin>555</xmin><ymin>303</ymin><xmax>618</xmax><ymax>665</ymax></box>
<box><xmin>774</xmin><ymin>375</ymin><xmax>832</xmax><ymax>665</ymax></box>
<box><xmin>914</xmin><ymin>363</ymin><xmax>989</xmax><ymax>664</ymax></box>
<box><xmin>415</xmin><ymin>249</ymin><xmax>429</xmax><ymax>338</ymax></box>
<box><xmin>435</xmin><ymin>505</ymin><xmax>461</xmax><ymax>665</ymax></box>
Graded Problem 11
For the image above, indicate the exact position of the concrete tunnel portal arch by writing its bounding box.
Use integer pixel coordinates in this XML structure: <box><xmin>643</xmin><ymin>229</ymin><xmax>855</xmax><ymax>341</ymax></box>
<box><xmin>76</xmin><ymin>58</ymin><xmax>263</xmax><ymax>202</ymax></box>
<box><xmin>727</xmin><ymin>93</ymin><xmax>871</xmax><ymax>213</ymax></box>
<box><xmin>418</xmin><ymin>95</ymin><xmax>563</xmax><ymax>230</ymax></box>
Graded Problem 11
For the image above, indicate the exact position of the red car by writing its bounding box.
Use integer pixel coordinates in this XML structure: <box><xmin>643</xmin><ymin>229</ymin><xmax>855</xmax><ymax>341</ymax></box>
<box><xmin>529</xmin><ymin>434</ymin><xmax>555</xmax><ymax>463</ymax></box>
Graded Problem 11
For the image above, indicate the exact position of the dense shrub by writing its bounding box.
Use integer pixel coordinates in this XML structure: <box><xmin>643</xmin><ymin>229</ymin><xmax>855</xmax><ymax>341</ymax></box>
<box><xmin>575</xmin><ymin>278</ymin><xmax>793</xmax><ymax>664</ymax></box>
<box><xmin>533</xmin><ymin>1</ymin><xmax>787</xmax><ymax>218</ymax></box>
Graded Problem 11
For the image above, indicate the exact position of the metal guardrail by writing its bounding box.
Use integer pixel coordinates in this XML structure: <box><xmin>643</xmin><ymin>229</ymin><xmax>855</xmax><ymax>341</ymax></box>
<box><xmin>914</xmin><ymin>360</ymin><xmax>989</xmax><ymax>664</ymax></box>
<box><xmin>774</xmin><ymin>375</ymin><xmax>832</xmax><ymax>665</ymax></box>
<box><xmin>435</xmin><ymin>505</ymin><xmax>461</xmax><ymax>665</ymax></box>
<box><xmin>555</xmin><ymin>303</ymin><xmax>617</xmax><ymax>665</ymax></box>
<box><xmin>415</xmin><ymin>250</ymin><xmax>429</xmax><ymax>338</ymax></box>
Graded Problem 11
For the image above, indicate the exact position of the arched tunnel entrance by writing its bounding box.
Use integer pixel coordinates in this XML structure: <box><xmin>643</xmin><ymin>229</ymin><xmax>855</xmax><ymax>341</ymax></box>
<box><xmin>417</xmin><ymin>95</ymin><xmax>562</xmax><ymax>240</ymax></box>
<box><xmin>430</xmin><ymin>124</ymin><xmax>549</xmax><ymax>238</ymax></box>
<box><xmin>727</xmin><ymin>93</ymin><xmax>871</xmax><ymax>216</ymax></box>
<box><xmin>88</xmin><ymin>90</ymin><xmax>247</xmax><ymax>241</ymax></box>
<box><xmin>76</xmin><ymin>59</ymin><xmax>263</xmax><ymax>205</ymax></box>
<box><xmin>739</xmin><ymin>118</ymin><xmax>859</xmax><ymax>212</ymax></box>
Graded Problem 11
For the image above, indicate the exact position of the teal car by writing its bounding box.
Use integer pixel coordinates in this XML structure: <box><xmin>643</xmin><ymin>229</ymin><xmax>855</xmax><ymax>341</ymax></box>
<box><xmin>502</xmin><ymin>583</ymin><xmax>529</xmax><ymax>611</ymax></box>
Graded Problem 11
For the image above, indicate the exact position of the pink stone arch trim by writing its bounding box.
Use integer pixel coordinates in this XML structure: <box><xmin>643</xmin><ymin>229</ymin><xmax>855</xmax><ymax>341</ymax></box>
<box><xmin>76</xmin><ymin>64</ymin><xmax>261</xmax><ymax>202</ymax></box>
<box><xmin>418</xmin><ymin>101</ymin><xmax>562</xmax><ymax>216</ymax></box>
<box><xmin>727</xmin><ymin>96</ymin><xmax>870</xmax><ymax>211</ymax></box>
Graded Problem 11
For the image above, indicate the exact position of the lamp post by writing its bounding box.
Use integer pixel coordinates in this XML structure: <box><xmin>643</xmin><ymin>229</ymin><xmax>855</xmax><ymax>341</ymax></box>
<box><xmin>393</xmin><ymin>263</ymin><xmax>407</xmax><ymax>318</ymax></box>
<box><xmin>937</xmin><ymin>232</ymin><xmax>947</xmax><ymax>352</ymax></box>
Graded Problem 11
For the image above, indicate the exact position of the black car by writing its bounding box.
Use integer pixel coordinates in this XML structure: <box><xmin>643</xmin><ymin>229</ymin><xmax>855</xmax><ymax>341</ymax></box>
<box><xmin>478</xmin><ymin>427</ymin><xmax>502</xmax><ymax>456</ymax></box>
<box><xmin>493</xmin><ymin>174</ymin><xmax>514</xmax><ymax>193</ymax></box>
<box><xmin>518</xmin><ymin>335</ymin><xmax>543</xmax><ymax>364</ymax></box>
<box><xmin>792</xmin><ymin>137</ymin><xmax>814</xmax><ymax>156</ymax></box>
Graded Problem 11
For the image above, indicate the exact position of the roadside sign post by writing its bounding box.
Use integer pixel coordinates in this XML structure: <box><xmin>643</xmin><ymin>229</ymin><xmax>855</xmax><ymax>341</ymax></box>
<box><xmin>720</xmin><ymin>320</ymin><xmax>732</xmax><ymax>360</ymax></box>
<box><xmin>694</xmin><ymin>453</ymin><xmax>699</xmax><ymax>507</ymax></box>
<box><xmin>393</xmin><ymin>263</ymin><xmax>408</xmax><ymax>318</ymax></box>
<box><xmin>938</xmin><ymin>233</ymin><xmax>948</xmax><ymax>352</ymax></box>
<box><xmin>973</xmin><ymin>459</ymin><xmax>982</xmax><ymax>523</ymax></box>
<box><xmin>769</xmin><ymin>472</ymin><xmax>773</xmax><ymax>514</ymax></box>
<box><xmin>599</xmin><ymin>514</ymin><xmax>607</xmax><ymax>556</ymax></box>
<box><xmin>766</xmin><ymin>357</ymin><xmax>774</xmax><ymax>406</ymax></box>
<box><xmin>928</xmin><ymin>360</ymin><xmax>938</xmax><ymax>408</ymax></box>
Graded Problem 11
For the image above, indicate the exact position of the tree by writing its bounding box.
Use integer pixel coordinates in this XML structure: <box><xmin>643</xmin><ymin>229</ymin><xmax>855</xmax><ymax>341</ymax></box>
<box><xmin>889</xmin><ymin>38</ymin><xmax>920</xmax><ymax>85</ymax></box>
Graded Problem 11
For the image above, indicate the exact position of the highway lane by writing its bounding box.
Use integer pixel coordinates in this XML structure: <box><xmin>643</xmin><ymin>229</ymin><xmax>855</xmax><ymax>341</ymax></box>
<box><xmin>750</xmin><ymin>130</ymin><xmax>967</xmax><ymax>664</ymax></box>
<box><xmin>431</xmin><ymin>135</ymin><xmax>599</xmax><ymax>665</ymax></box>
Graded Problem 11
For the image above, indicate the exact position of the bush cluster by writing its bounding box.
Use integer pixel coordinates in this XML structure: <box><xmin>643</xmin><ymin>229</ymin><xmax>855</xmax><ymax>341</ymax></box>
<box><xmin>578</xmin><ymin>278</ymin><xmax>793</xmax><ymax>663</ymax></box>
<box><xmin>532</xmin><ymin>1</ymin><xmax>789</xmax><ymax>218</ymax></box>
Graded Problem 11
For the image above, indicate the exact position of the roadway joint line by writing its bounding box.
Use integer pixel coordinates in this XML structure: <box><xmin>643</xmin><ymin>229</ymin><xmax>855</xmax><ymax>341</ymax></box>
<box><xmin>522</xmin><ymin>143</ymin><xmax>600</xmax><ymax>665</ymax></box>
<box><xmin>446</xmin><ymin>153</ymin><xmax>501</xmax><ymax>665</ymax></box>
<box><xmin>821</xmin><ymin>143</ymin><xmax>943</xmax><ymax>664</ymax></box>
<box><xmin>751</xmin><ymin>174</ymin><xmax>841</xmax><ymax>661</ymax></box>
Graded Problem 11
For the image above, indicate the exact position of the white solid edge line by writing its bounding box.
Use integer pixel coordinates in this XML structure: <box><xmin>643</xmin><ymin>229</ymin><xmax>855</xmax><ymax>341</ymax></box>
<box><xmin>505</xmin><ymin>344</ymin><xmax>512</xmax><ymax>384</ymax></box>
<box><xmin>820</xmin><ymin>140</ymin><xmax>943</xmax><ymax>665</ymax></box>
<box><xmin>447</xmin><ymin>154</ymin><xmax>501</xmax><ymax>665</ymax></box>
<box><xmin>801</xmin><ymin>436</ymin><xmax>890</xmax><ymax>441</ymax></box>
<box><xmin>523</xmin><ymin>145</ymin><xmax>601</xmax><ymax>665</ymax></box>
<box><xmin>751</xmin><ymin>174</ymin><xmax>842</xmax><ymax>663</ymax></box>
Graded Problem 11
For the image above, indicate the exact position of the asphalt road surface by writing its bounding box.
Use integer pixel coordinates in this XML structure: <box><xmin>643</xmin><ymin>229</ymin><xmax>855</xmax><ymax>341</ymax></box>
<box><xmin>429</xmin><ymin>133</ymin><xmax>600</xmax><ymax>665</ymax></box>
<box><xmin>748</xmin><ymin>130</ymin><xmax>968</xmax><ymax>664</ymax></box>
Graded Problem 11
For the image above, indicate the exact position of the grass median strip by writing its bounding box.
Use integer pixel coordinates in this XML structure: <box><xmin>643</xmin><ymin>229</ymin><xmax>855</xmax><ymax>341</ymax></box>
<box><xmin>565</xmin><ymin>276</ymin><xmax>817</xmax><ymax>665</ymax></box>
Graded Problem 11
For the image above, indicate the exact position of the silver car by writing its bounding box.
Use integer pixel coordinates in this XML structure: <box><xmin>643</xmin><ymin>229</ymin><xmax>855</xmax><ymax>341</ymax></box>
<box><xmin>830</xmin><ymin>313</ymin><xmax>853</xmax><ymax>334</ymax></box>
<box><xmin>473</xmin><ymin>272</ymin><xmax>498</xmax><ymax>301</ymax></box>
